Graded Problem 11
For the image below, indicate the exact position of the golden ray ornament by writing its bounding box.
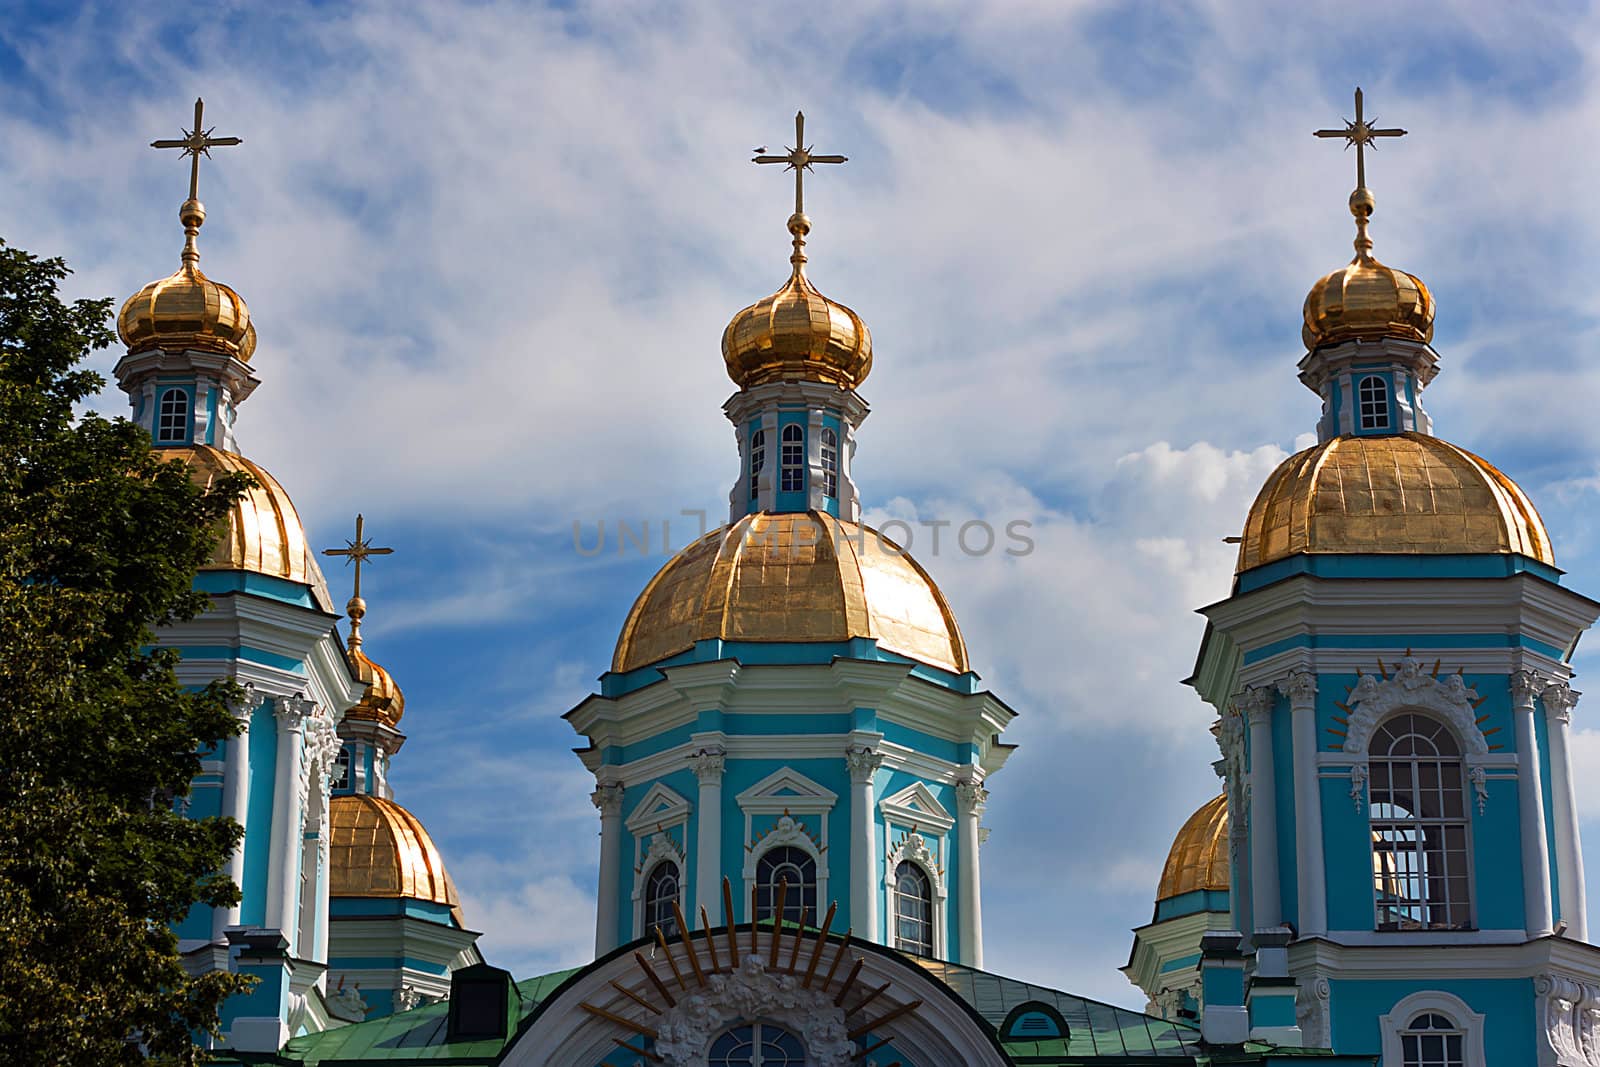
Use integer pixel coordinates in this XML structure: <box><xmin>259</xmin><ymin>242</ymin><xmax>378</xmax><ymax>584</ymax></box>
<box><xmin>582</xmin><ymin>877</ymin><xmax>921</xmax><ymax>1066</ymax></box>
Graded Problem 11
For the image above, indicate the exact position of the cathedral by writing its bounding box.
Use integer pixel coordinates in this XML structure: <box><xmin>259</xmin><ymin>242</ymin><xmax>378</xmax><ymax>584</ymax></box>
<box><xmin>117</xmin><ymin>95</ymin><xmax>1600</xmax><ymax>1065</ymax></box>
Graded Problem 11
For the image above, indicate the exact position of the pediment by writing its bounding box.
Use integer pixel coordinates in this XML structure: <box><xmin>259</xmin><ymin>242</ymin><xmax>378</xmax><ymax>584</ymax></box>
<box><xmin>624</xmin><ymin>781</ymin><xmax>692</xmax><ymax>834</ymax></box>
<box><xmin>878</xmin><ymin>781</ymin><xmax>954</xmax><ymax>834</ymax></box>
<box><xmin>736</xmin><ymin>766</ymin><xmax>838</xmax><ymax>813</ymax></box>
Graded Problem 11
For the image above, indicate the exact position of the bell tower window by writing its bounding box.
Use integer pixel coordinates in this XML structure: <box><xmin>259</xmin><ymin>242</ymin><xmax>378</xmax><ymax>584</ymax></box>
<box><xmin>749</xmin><ymin>429</ymin><xmax>766</xmax><ymax>502</ymax></box>
<box><xmin>1369</xmin><ymin>713</ymin><xmax>1471</xmax><ymax>931</ymax></box>
<box><xmin>753</xmin><ymin>845</ymin><xmax>817</xmax><ymax>924</ymax></box>
<box><xmin>1400</xmin><ymin>1012</ymin><xmax>1465</xmax><ymax>1067</ymax></box>
<box><xmin>820</xmin><ymin>427</ymin><xmax>838</xmax><ymax>499</ymax></box>
<box><xmin>156</xmin><ymin>387</ymin><xmax>190</xmax><ymax>443</ymax></box>
<box><xmin>893</xmin><ymin>861</ymin><xmax>933</xmax><ymax>956</ymax></box>
<box><xmin>779</xmin><ymin>424</ymin><xmax>804</xmax><ymax>494</ymax></box>
<box><xmin>1358</xmin><ymin>375</ymin><xmax>1391</xmax><ymax>431</ymax></box>
<box><xmin>643</xmin><ymin>860</ymin><xmax>680</xmax><ymax>937</ymax></box>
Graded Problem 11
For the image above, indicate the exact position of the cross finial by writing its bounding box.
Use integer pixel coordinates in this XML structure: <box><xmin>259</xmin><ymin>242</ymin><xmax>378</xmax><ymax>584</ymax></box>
<box><xmin>753</xmin><ymin>111</ymin><xmax>847</xmax><ymax>271</ymax></box>
<box><xmin>322</xmin><ymin>514</ymin><xmax>393</xmax><ymax>652</ymax></box>
<box><xmin>151</xmin><ymin>98</ymin><xmax>243</xmax><ymax>203</ymax></box>
<box><xmin>1314</xmin><ymin>88</ymin><xmax>1407</xmax><ymax>261</ymax></box>
<box><xmin>150</xmin><ymin>98</ymin><xmax>243</xmax><ymax>268</ymax></box>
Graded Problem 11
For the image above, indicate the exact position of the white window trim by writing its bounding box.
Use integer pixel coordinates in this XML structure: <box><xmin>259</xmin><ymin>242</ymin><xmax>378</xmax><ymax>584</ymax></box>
<box><xmin>878</xmin><ymin>781</ymin><xmax>955</xmax><ymax>836</ymax></box>
<box><xmin>884</xmin><ymin>830</ymin><xmax>947</xmax><ymax>959</ymax></box>
<box><xmin>1378</xmin><ymin>990</ymin><xmax>1485</xmax><ymax>1067</ymax></box>
<box><xmin>737</xmin><ymin>767</ymin><xmax>836</xmax><ymax>917</ymax></box>
<box><xmin>625</xmin><ymin>783</ymin><xmax>692</xmax><ymax>941</ymax></box>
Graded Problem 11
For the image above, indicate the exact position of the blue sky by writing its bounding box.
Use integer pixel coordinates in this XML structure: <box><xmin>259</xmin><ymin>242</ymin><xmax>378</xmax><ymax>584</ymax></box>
<box><xmin>6</xmin><ymin>0</ymin><xmax>1600</xmax><ymax>1006</ymax></box>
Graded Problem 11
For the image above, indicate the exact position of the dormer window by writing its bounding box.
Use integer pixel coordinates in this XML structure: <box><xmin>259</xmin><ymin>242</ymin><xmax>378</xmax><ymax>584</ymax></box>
<box><xmin>156</xmin><ymin>387</ymin><xmax>190</xmax><ymax>443</ymax></box>
<box><xmin>779</xmin><ymin>424</ymin><xmax>804</xmax><ymax>494</ymax></box>
<box><xmin>1358</xmin><ymin>375</ymin><xmax>1391</xmax><ymax>431</ymax></box>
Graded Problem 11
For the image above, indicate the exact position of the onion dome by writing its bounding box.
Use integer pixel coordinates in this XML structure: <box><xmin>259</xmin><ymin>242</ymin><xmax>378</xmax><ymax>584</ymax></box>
<box><xmin>165</xmin><ymin>444</ymin><xmax>333</xmax><ymax>608</ymax></box>
<box><xmin>347</xmin><ymin>644</ymin><xmax>405</xmax><ymax>728</ymax></box>
<box><xmin>1302</xmin><ymin>187</ymin><xmax>1434</xmax><ymax>350</ymax></box>
<box><xmin>1157</xmin><ymin>794</ymin><xmax>1229</xmax><ymax>902</ymax></box>
<box><xmin>722</xmin><ymin>212</ymin><xmax>872</xmax><ymax>391</ymax></box>
<box><xmin>118</xmin><ymin>198</ymin><xmax>256</xmax><ymax>362</ymax></box>
<box><xmin>613</xmin><ymin>510</ymin><xmax>967</xmax><ymax>675</ymax></box>
<box><xmin>1237</xmin><ymin>432</ymin><xmax>1553</xmax><ymax>573</ymax></box>
<box><xmin>329</xmin><ymin>794</ymin><xmax>462</xmax><ymax>925</ymax></box>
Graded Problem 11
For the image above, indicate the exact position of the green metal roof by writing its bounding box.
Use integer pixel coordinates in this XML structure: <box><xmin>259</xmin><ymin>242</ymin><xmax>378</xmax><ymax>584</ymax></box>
<box><xmin>915</xmin><ymin>957</ymin><xmax>1206</xmax><ymax>1062</ymax></box>
<box><xmin>265</xmin><ymin>969</ymin><xmax>578</xmax><ymax>1065</ymax></box>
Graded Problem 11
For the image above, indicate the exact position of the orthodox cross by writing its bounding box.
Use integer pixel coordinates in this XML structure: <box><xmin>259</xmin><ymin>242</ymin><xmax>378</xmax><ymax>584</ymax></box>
<box><xmin>151</xmin><ymin>98</ymin><xmax>243</xmax><ymax>201</ymax></box>
<box><xmin>322</xmin><ymin>514</ymin><xmax>393</xmax><ymax>602</ymax></box>
<box><xmin>753</xmin><ymin>111</ymin><xmax>847</xmax><ymax>216</ymax></box>
<box><xmin>1314</xmin><ymin>87</ymin><xmax>1405</xmax><ymax>190</ymax></box>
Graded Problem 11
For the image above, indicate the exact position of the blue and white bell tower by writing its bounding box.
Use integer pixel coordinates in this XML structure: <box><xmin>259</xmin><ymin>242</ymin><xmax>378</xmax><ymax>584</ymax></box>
<box><xmin>1181</xmin><ymin>91</ymin><xmax>1600</xmax><ymax>1063</ymax></box>
<box><xmin>566</xmin><ymin>114</ymin><xmax>1015</xmax><ymax>969</ymax></box>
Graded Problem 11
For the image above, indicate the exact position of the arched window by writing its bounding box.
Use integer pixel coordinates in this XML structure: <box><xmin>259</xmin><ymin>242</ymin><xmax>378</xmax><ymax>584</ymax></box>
<box><xmin>753</xmin><ymin>846</ymin><xmax>816</xmax><ymax>924</ymax></box>
<box><xmin>1400</xmin><ymin>1012</ymin><xmax>1465</xmax><ymax>1067</ymax></box>
<box><xmin>893</xmin><ymin>861</ymin><xmax>933</xmax><ymax>956</ymax></box>
<box><xmin>709</xmin><ymin>1022</ymin><xmax>806</xmax><ymax>1066</ymax></box>
<box><xmin>1358</xmin><ymin>375</ymin><xmax>1390</xmax><ymax>431</ymax></box>
<box><xmin>1369</xmin><ymin>713</ymin><xmax>1471</xmax><ymax>930</ymax></box>
<box><xmin>156</xmin><ymin>387</ymin><xmax>190</xmax><ymax>443</ymax></box>
<box><xmin>332</xmin><ymin>746</ymin><xmax>352</xmax><ymax>792</ymax></box>
<box><xmin>749</xmin><ymin>429</ymin><xmax>766</xmax><ymax>501</ymax></box>
<box><xmin>820</xmin><ymin>427</ymin><xmax>838</xmax><ymax>499</ymax></box>
<box><xmin>779</xmin><ymin>424</ymin><xmax>804</xmax><ymax>494</ymax></box>
<box><xmin>643</xmin><ymin>860</ymin><xmax>680</xmax><ymax>937</ymax></box>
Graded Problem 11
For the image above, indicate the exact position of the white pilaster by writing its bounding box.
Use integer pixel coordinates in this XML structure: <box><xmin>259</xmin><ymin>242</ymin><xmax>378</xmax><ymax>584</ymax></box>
<box><xmin>1512</xmin><ymin>672</ymin><xmax>1555</xmax><ymax>938</ymax></box>
<box><xmin>846</xmin><ymin>746</ymin><xmax>883</xmax><ymax>945</ymax></box>
<box><xmin>1543</xmin><ymin>682</ymin><xmax>1586</xmax><ymax>941</ymax></box>
<box><xmin>214</xmin><ymin>684</ymin><xmax>256</xmax><ymax>942</ymax></box>
<box><xmin>1282</xmin><ymin>670</ymin><xmax>1326</xmax><ymax>936</ymax></box>
<box><xmin>692</xmin><ymin>748</ymin><xmax>726</xmax><ymax>925</ymax></box>
<box><xmin>592</xmin><ymin>780</ymin><xmax>625</xmax><ymax>955</ymax></box>
<box><xmin>955</xmin><ymin>778</ymin><xmax>987</xmax><ymax>969</ymax></box>
<box><xmin>1242</xmin><ymin>687</ymin><xmax>1281</xmax><ymax>930</ymax></box>
<box><xmin>266</xmin><ymin>694</ymin><xmax>313</xmax><ymax>951</ymax></box>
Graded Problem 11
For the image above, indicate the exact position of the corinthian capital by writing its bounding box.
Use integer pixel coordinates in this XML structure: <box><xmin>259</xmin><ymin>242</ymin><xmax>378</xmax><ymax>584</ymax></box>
<box><xmin>845</xmin><ymin>746</ymin><xmax>883</xmax><ymax>785</ymax></box>
<box><xmin>691</xmin><ymin>747</ymin><xmax>726</xmax><ymax>784</ymax></box>
<box><xmin>1279</xmin><ymin>670</ymin><xmax>1317</xmax><ymax>710</ymax></box>
<box><xmin>226</xmin><ymin>681</ymin><xmax>258</xmax><ymax>724</ymax></box>
<box><xmin>1510</xmin><ymin>671</ymin><xmax>1544</xmax><ymax>708</ymax></box>
<box><xmin>1543</xmin><ymin>681</ymin><xmax>1581</xmax><ymax>724</ymax></box>
<box><xmin>591</xmin><ymin>780</ymin><xmax>625</xmax><ymax>817</ymax></box>
<box><xmin>1238</xmin><ymin>686</ymin><xmax>1275</xmax><ymax>725</ymax></box>
<box><xmin>955</xmin><ymin>779</ymin><xmax>988</xmax><ymax>815</ymax></box>
<box><xmin>273</xmin><ymin>693</ymin><xmax>315</xmax><ymax>732</ymax></box>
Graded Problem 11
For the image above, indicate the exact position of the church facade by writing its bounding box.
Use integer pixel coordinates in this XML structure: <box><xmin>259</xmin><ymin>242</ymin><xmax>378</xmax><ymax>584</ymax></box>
<box><xmin>114</xmin><ymin>98</ymin><xmax>1600</xmax><ymax>1066</ymax></box>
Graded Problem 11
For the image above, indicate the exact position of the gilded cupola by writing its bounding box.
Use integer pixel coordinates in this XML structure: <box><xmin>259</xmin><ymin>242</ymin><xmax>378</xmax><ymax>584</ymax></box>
<box><xmin>1300</xmin><ymin>185</ymin><xmax>1434</xmax><ymax>351</ymax></box>
<box><xmin>118</xmin><ymin>196</ymin><xmax>256</xmax><ymax>363</ymax></box>
<box><xmin>1157</xmin><ymin>794</ymin><xmax>1230</xmax><ymax>903</ymax></box>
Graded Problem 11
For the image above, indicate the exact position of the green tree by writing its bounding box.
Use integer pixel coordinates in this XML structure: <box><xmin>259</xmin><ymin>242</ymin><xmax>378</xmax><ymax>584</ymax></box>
<box><xmin>0</xmin><ymin>240</ymin><xmax>254</xmax><ymax>1064</ymax></box>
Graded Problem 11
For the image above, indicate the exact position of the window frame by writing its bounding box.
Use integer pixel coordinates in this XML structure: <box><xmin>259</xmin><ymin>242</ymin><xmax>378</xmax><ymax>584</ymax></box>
<box><xmin>892</xmin><ymin>860</ymin><xmax>934</xmax><ymax>957</ymax></box>
<box><xmin>749</xmin><ymin>428</ymin><xmax>766</xmax><ymax>502</ymax></box>
<box><xmin>752</xmin><ymin>844</ymin><xmax>818</xmax><ymax>926</ymax></box>
<box><xmin>820</xmin><ymin>426</ymin><xmax>838</xmax><ymax>500</ymax></box>
<box><xmin>642</xmin><ymin>858</ymin><xmax>681</xmax><ymax>938</ymax></box>
<box><xmin>779</xmin><ymin>424</ymin><xmax>805</xmax><ymax>495</ymax></box>
<box><xmin>1367</xmin><ymin>712</ymin><xmax>1474</xmax><ymax>932</ymax></box>
<box><xmin>1378</xmin><ymin>991</ymin><xmax>1485</xmax><ymax>1067</ymax></box>
<box><xmin>156</xmin><ymin>386</ymin><xmax>192</xmax><ymax>444</ymax></box>
<box><xmin>1357</xmin><ymin>374</ymin><xmax>1391</xmax><ymax>432</ymax></box>
<box><xmin>708</xmin><ymin>1021</ymin><xmax>807</xmax><ymax>1066</ymax></box>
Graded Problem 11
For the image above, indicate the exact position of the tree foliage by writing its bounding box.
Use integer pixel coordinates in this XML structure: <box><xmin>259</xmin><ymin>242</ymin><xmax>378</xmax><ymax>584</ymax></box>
<box><xmin>0</xmin><ymin>240</ymin><xmax>254</xmax><ymax>1064</ymax></box>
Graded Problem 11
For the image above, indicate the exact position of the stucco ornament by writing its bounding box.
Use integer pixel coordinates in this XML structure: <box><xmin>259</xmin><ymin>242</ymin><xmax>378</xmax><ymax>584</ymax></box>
<box><xmin>1349</xmin><ymin>763</ymin><xmax>1368</xmax><ymax>813</ymax></box>
<box><xmin>644</xmin><ymin>831</ymin><xmax>685</xmax><ymax>870</ymax></box>
<box><xmin>653</xmin><ymin>953</ymin><xmax>855</xmax><ymax>1067</ymax></box>
<box><xmin>1534</xmin><ymin>973</ymin><xmax>1600</xmax><ymax>1066</ymax></box>
<box><xmin>1343</xmin><ymin>658</ymin><xmax>1489</xmax><ymax>758</ymax></box>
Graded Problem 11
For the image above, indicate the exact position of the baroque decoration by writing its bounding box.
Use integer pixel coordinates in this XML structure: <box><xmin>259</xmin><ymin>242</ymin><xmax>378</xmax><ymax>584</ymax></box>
<box><xmin>1339</xmin><ymin>657</ymin><xmax>1490</xmax><ymax>756</ymax></box>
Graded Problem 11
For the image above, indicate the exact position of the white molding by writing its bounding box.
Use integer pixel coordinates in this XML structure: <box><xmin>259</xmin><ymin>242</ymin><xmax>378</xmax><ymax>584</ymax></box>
<box><xmin>878</xmin><ymin>781</ymin><xmax>955</xmax><ymax>835</ymax></box>
<box><xmin>1378</xmin><ymin>990</ymin><xmax>1486</xmax><ymax>1067</ymax></box>
<box><xmin>884</xmin><ymin>830</ymin><xmax>947</xmax><ymax>959</ymax></box>
<box><xmin>625</xmin><ymin>782</ymin><xmax>692</xmax><ymax>836</ymax></box>
<box><xmin>1342</xmin><ymin>657</ymin><xmax>1489</xmax><ymax>757</ymax></box>
<box><xmin>737</xmin><ymin>768</ymin><xmax>836</xmax><ymax>920</ymax></box>
<box><xmin>630</xmin><ymin>831</ymin><xmax>688</xmax><ymax>942</ymax></box>
<box><xmin>736</xmin><ymin>767</ymin><xmax>838</xmax><ymax>815</ymax></box>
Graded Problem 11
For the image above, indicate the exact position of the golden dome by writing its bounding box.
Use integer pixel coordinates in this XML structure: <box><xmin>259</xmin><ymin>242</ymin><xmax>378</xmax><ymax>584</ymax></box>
<box><xmin>1238</xmin><ymin>433</ymin><xmax>1554</xmax><ymax>573</ymax></box>
<box><xmin>118</xmin><ymin>199</ymin><xmax>255</xmax><ymax>362</ymax></box>
<box><xmin>613</xmin><ymin>510</ymin><xmax>968</xmax><ymax>675</ymax></box>
<box><xmin>329</xmin><ymin>794</ymin><xmax>462</xmax><ymax>923</ymax></box>
<box><xmin>165</xmin><ymin>445</ymin><xmax>333</xmax><ymax>607</ymax></box>
<box><xmin>722</xmin><ymin>214</ymin><xmax>871</xmax><ymax>391</ymax></box>
<box><xmin>347</xmin><ymin>646</ymin><xmax>405</xmax><ymax>728</ymax></box>
<box><xmin>1157</xmin><ymin>793</ymin><xmax>1229</xmax><ymax>902</ymax></box>
<box><xmin>1302</xmin><ymin>187</ymin><xmax>1434</xmax><ymax>350</ymax></box>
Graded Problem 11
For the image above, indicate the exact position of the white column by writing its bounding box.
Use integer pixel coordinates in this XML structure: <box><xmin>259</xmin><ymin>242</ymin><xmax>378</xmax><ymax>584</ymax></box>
<box><xmin>1543</xmin><ymin>682</ymin><xmax>1586</xmax><ymax>941</ymax></box>
<box><xmin>1512</xmin><ymin>672</ymin><xmax>1555</xmax><ymax>937</ymax></box>
<box><xmin>1283</xmin><ymin>671</ymin><xmax>1326</xmax><ymax>937</ymax></box>
<box><xmin>265</xmin><ymin>695</ymin><xmax>313</xmax><ymax>951</ymax></box>
<box><xmin>592</xmin><ymin>781</ymin><xmax>625</xmax><ymax>955</ymax></box>
<box><xmin>692</xmin><ymin>748</ymin><xmax>726</xmax><ymax>925</ymax></box>
<box><xmin>300</xmin><ymin>712</ymin><xmax>339</xmax><ymax>969</ymax></box>
<box><xmin>846</xmin><ymin>746</ymin><xmax>883</xmax><ymax>945</ymax></box>
<box><xmin>955</xmin><ymin>779</ymin><xmax>988</xmax><ymax>968</ymax></box>
<box><xmin>1243</xmin><ymin>687</ymin><xmax>1281</xmax><ymax>930</ymax></box>
<box><xmin>213</xmin><ymin>684</ymin><xmax>256</xmax><ymax>942</ymax></box>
